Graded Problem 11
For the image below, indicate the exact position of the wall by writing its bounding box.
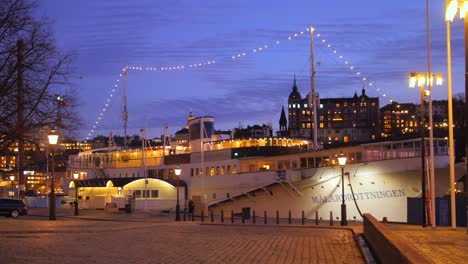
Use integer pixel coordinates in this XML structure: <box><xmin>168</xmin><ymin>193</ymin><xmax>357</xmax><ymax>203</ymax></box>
<box><xmin>363</xmin><ymin>214</ymin><xmax>429</xmax><ymax>263</ymax></box>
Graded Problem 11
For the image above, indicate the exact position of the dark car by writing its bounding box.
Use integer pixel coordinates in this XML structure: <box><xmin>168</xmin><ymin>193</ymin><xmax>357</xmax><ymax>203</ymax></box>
<box><xmin>0</xmin><ymin>198</ymin><xmax>28</xmax><ymax>218</ymax></box>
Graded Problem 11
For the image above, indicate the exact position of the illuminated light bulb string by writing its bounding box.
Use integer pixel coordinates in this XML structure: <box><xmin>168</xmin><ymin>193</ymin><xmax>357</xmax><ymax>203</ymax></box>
<box><xmin>86</xmin><ymin>26</ymin><xmax>394</xmax><ymax>140</ymax></box>
<box><xmin>313</xmin><ymin>31</ymin><xmax>393</xmax><ymax>103</ymax></box>
<box><xmin>85</xmin><ymin>70</ymin><xmax>125</xmax><ymax>141</ymax></box>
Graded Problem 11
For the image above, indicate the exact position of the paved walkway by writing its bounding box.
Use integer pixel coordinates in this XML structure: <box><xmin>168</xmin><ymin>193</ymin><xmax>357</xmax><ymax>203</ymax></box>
<box><xmin>384</xmin><ymin>224</ymin><xmax>468</xmax><ymax>264</ymax></box>
<box><xmin>2</xmin><ymin>208</ymin><xmax>466</xmax><ymax>263</ymax></box>
<box><xmin>0</xmin><ymin>208</ymin><xmax>365</xmax><ymax>264</ymax></box>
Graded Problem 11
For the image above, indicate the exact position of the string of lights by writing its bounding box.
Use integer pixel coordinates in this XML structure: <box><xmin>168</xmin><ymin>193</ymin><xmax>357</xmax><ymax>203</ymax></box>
<box><xmin>85</xmin><ymin>68</ymin><xmax>125</xmax><ymax>141</ymax></box>
<box><xmin>313</xmin><ymin>30</ymin><xmax>391</xmax><ymax>103</ymax></box>
<box><xmin>86</xmin><ymin>26</ymin><xmax>395</xmax><ymax>140</ymax></box>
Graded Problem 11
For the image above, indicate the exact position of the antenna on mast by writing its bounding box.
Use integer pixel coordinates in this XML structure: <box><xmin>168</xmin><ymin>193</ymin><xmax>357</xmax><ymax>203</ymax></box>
<box><xmin>310</xmin><ymin>26</ymin><xmax>318</xmax><ymax>149</ymax></box>
<box><xmin>122</xmin><ymin>66</ymin><xmax>128</xmax><ymax>148</ymax></box>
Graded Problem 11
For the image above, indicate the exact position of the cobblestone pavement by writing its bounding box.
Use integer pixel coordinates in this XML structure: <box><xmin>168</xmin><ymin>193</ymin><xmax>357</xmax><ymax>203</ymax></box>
<box><xmin>0</xmin><ymin>213</ymin><xmax>364</xmax><ymax>264</ymax></box>
<box><xmin>385</xmin><ymin>224</ymin><xmax>468</xmax><ymax>264</ymax></box>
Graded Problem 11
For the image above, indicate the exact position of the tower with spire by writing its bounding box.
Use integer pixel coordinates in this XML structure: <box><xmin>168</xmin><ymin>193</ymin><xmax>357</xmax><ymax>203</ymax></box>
<box><xmin>279</xmin><ymin>105</ymin><xmax>288</xmax><ymax>136</ymax></box>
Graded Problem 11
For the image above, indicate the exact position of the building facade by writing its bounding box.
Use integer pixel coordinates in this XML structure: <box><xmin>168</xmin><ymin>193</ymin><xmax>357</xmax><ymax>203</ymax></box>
<box><xmin>285</xmin><ymin>78</ymin><xmax>380</xmax><ymax>146</ymax></box>
<box><xmin>380</xmin><ymin>101</ymin><xmax>418</xmax><ymax>139</ymax></box>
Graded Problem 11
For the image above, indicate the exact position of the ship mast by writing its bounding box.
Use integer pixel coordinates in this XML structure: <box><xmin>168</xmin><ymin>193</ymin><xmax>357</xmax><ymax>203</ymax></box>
<box><xmin>310</xmin><ymin>26</ymin><xmax>318</xmax><ymax>149</ymax></box>
<box><xmin>122</xmin><ymin>66</ymin><xmax>128</xmax><ymax>148</ymax></box>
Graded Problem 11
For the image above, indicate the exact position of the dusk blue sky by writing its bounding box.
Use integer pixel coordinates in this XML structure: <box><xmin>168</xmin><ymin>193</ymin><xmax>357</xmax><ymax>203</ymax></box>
<box><xmin>36</xmin><ymin>1</ymin><xmax>466</xmax><ymax>140</ymax></box>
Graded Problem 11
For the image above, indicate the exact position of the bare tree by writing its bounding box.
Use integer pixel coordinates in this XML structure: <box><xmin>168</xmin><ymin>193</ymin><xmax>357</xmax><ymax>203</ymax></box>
<box><xmin>0</xmin><ymin>0</ymin><xmax>80</xmax><ymax>152</ymax></box>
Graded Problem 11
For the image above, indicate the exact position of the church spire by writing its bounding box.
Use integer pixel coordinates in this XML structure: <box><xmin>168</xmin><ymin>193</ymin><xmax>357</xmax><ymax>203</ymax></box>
<box><xmin>279</xmin><ymin>105</ymin><xmax>287</xmax><ymax>130</ymax></box>
<box><xmin>293</xmin><ymin>74</ymin><xmax>297</xmax><ymax>90</ymax></box>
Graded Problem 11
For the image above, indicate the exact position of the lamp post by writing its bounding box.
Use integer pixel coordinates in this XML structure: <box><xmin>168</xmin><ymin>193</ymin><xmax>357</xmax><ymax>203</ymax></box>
<box><xmin>73</xmin><ymin>171</ymin><xmax>79</xmax><ymax>216</ymax></box>
<box><xmin>48</xmin><ymin>129</ymin><xmax>58</xmax><ymax>221</ymax></box>
<box><xmin>14</xmin><ymin>147</ymin><xmax>19</xmax><ymax>198</ymax></box>
<box><xmin>9</xmin><ymin>175</ymin><xmax>15</xmax><ymax>198</ymax></box>
<box><xmin>409</xmin><ymin>72</ymin><xmax>443</xmax><ymax>227</ymax></box>
<box><xmin>338</xmin><ymin>153</ymin><xmax>347</xmax><ymax>226</ymax></box>
<box><xmin>174</xmin><ymin>165</ymin><xmax>182</xmax><ymax>221</ymax></box>
<box><xmin>445</xmin><ymin>0</ymin><xmax>464</xmax><ymax>230</ymax></box>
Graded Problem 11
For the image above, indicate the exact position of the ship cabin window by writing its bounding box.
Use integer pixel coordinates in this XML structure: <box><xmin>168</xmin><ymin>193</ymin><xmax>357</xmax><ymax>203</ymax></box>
<box><xmin>133</xmin><ymin>190</ymin><xmax>141</xmax><ymax>198</ymax></box>
<box><xmin>300</xmin><ymin>158</ymin><xmax>307</xmax><ymax>168</ymax></box>
<box><xmin>232</xmin><ymin>165</ymin><xmax>237</xmax><ymax>174</ymax></box>
<box><xmin>151</xmin><ymin>190</ymin><xmax>159</xmax><ymax>198</ymax></box>
<box><xmin>206</xmin><ymin>167</ymin><xmax>209</xmax><ymax>176</ymax></box>
<box><xmin>278</xmin><ymin>160</ymin><xmax>289</xmax><ymax>170</ymax></box>
<box><xmin>195</xmin><ymin>168</ymin><xmax>199</xmax><ymax>176</ymax></box>
<box><xmin>316</xmin><ymin>157</ymin><xmax>323</xmax><ymax>167</ymax></box>
<box><xmin>356</xmin><ymin>152</ymin><xmax>363</xmax><ymax>162</ymax></box>
<box><xmin>216</xmin><ymin>166</ymin><xmax>220</xmax><ymax>175</ymax></box>
<box><xmin>221</xmin><ymin>166</ymin><xmax>225</xmax><ymax>175</ymax></box>
<box><xmin>291</xmin><ymin>160</ymin><xmax>297</xmax><ymax>169</ymax></box>
<box><xmin>227</xmin><ymin>165</ymin><xmax>231</xmax><ymax>175</ymax></box>
<box><xmin>191</xmin><ymin>168</ymin><xmax>194</xmax><ymax>177</ymax></box>
<box><xmin>210</xmin><ymin>167</ymin><xmax>215</xmax><ymax>176</ymax></box>
<box><xmin>142</xmin><ymin>190</ymin><xmax>150</xmax><ymax>198</ymax></box>
<box><xmin>308</xmin><ymin>157</ymin><xmax>315</xmax><ymax>168</ymax></box>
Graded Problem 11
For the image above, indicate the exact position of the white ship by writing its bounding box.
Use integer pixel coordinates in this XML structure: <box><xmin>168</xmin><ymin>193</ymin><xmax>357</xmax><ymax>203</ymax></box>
<box><xmin>67</xmin><ymin>115</ymin><xmax>461</xmax><ymax>223</ymax></box>
<box><xmin>66</xmin><ymin>27</ymin><xmax>463</xmax><ymax>223</ymax></box>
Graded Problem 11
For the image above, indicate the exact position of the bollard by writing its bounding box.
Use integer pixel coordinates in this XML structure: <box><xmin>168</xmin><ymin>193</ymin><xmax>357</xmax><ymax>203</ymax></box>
<box><xmin>221</xmin><ymin>209</ymin><xmax>224</xmax><ymax>223</ymax></box>
<box><xmin>253</xmin><ymin>210</ymin><xmax>256</xmax><ymax>224</ymax></box>
<box><xmin>210</xmin><ymin>210</ymin><xmax>214</xmax><ymax>223</ymax></box>
<box><xmin>242</xmin><ymin>210</ymin><xmax>245</xmax><ymax>224</ymax></box>
<box><xmin>231</xmin><ymin>210</ymin><xmax>234</xmax><ymax>224</ymax></box>
<box><xmin>315</xmin><ymin>211</ymin><xmax>319</xmax><ymax>225</ymax></box>
<box><xmin>201</xmin><ymin>210</ymin><xmax>205</xmax><ymax>222</ymax></box>
<box><xmin>288</xmin><ymin>210</ymin><xmax>291</xmax><ymax>224</ymax></box>
<box><xmin>301</xmin><ymin>210</ymin><xmax>305</xmax><ymax>225</ymax></box>
<box><xmin>276</xmin><ymin>210</ymin><xmax>279</xmax><ymax>224</ymax></box>
<box><xmin>329</xmin><ymin>211</ymin><xmax>333</xmax><ymax>226</ymax></box>
<box><xmin>264</xmin><ymin>210</ymin><xmax>267</xmax><ymax>224</ymax></box>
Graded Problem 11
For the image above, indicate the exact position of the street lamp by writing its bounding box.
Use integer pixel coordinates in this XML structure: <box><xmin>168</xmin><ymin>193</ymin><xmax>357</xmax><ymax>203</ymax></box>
<box><xmin>73</xmin><ymin>171</ymin><xmax>79</xmax><ymax>216</ymax></box>
<box><xmin>409</xmin><ymin>72</ymin><xmax>443</xmax><ymax>227</ymax></box>
<box><xmin>445</xmin><ymin>0</ymin><xmax>464</xmax><ymax>230</ymax></box>
<box><xmin>337</xmin><ymin>153</ymin><xmax>347</xmax><ymax>226</ymax></box>
<box><xmin>174</xmin><ymin>165</ymin><xmax>182</xmax><ymax>221</ymax></box>
<box><xmin>14</xmin><ymin>147</ymin><xmax>19</xmax><ymax>199</ymax></box>
<box><xmin>9</xmin><ymin>175</ymin><xmax>15</xmax><ymax>198</ymax></box>
<box><xmin>48</xmin><ymin>129</ymin><xmax>58</xmax><ymax>221</ymax></box>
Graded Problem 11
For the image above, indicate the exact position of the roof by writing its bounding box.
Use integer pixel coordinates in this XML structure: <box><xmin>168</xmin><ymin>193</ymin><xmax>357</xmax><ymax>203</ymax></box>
<box><xmin>288</xmin><ymin>76</ymin><xmax>302</xmax><ymax>100</ymax></box>
<box><xmin>74</xmin><ymin>177</ymin><xmax>186</xmax><ymax>188</ymax></box>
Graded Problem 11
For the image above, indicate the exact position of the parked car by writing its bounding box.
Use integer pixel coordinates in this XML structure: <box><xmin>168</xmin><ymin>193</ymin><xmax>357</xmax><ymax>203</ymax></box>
<box><xmin>0</xmin><ymin>198</ymin><xmax>28</xmax><ymax>218</ymax></box>
<box><xmin>24</xmin><ymin>190</ymin><xmax>41</xmax><ymax>197</ymax></box>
